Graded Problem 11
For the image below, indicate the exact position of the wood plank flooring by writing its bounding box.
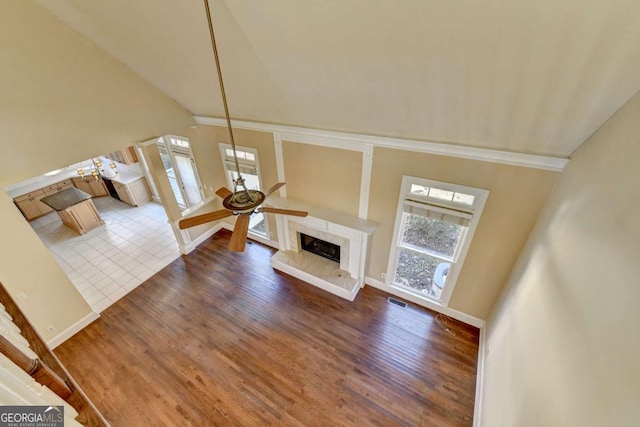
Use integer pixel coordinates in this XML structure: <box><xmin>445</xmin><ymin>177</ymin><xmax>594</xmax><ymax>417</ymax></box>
<box><xmin>55</xmin><ymin>230</ymin><xmax>479</xmax><ymax>426</ymax></box>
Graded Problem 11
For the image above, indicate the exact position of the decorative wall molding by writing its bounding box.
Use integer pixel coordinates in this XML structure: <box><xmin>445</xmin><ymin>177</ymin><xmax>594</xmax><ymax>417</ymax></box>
<box><xmin>194</xmin><ymin>116</ymin><xmax>569</xmax><ymax>171</ymax></box>
<box><xmin>47</xmin><ymin>311</ymin><xmax>100</xmax><ymax>349</ymax></box>
<box><xmin>359</xmin><ymin>144</ymin><xmax>373</xmax><ymax>219</ymax></box>
<box><xmin>273</xmin><ymin>133</ymin><xmax>287</xmax><ymax>198</ymax></box>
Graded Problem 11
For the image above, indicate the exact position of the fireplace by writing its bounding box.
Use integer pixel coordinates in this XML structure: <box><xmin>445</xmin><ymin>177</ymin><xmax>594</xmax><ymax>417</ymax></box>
<box><xmin>300</xmin><ymin>233</ymin><xmax>340</xmax><ymax>263</ymax></box>
<box><xmin>268</xmin><ymin>197</ymin><xmax>376</xmax><ymax>301</ymax></box>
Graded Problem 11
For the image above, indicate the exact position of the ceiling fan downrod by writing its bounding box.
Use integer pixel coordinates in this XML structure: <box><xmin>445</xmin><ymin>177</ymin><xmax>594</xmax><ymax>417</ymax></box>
<box><xmin>203</xmin><ymin>0</ymin><xmax>256</xmax><ymax>206</ymax></box>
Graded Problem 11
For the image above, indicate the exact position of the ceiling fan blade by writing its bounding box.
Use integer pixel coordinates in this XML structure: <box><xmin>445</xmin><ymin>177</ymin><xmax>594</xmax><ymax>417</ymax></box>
<box><xmin>215</xmin><ymin>187</ymin><xmax>233</xmax><ymax>199</ymax></box>
<box><xmin>260</xmin><ymin>207</ymin><xmax>308</xmax><ymax>217</ymax></box>
<box><xmin>178</xmin><ymin>209</ymin><xmax>233</xmax><ymax>229</ymax></box>
<box><xmin>263</xmin><ymin>182</ymin><xmax>286</xmax><ymax>198</ymax></box>
<box><xmin>228</xmin><ymin>214</ymin><xmax>251</xmax><ymax>252</ymax></box>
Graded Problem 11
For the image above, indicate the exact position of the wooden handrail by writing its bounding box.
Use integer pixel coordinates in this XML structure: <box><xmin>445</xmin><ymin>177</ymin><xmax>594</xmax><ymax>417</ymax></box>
<box><xmin>0</xmin><ymin>334</ymin><xmax>72</xmax><ymax>399</ymax></box>
<box><xmin>0</xmin><ymin>282</ymin><xmax>108</xmax><ymax>426</ymax></box>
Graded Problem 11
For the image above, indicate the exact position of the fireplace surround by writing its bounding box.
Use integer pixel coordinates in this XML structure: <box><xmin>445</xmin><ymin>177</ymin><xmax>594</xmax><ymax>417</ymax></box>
<box><xmin>268</xmin><ymin>197</ymin><xmax>376</xmax><ymax>301</ymax></box>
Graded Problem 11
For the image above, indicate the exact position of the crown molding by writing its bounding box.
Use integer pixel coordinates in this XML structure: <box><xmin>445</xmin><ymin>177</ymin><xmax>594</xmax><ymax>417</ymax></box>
<box><xmin>193</xmin><ymin>116</ymin><xmax>569</xmax><ymax>171</ymax></box>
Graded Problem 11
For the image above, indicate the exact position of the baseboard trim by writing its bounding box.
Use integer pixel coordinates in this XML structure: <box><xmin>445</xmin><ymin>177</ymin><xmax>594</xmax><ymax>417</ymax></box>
<box><xmin>473</xmin><ymin>326</ymin><xmax>486</xmax><ymax>427</ymax></box>
<box><xmin>364</xmin><ymin>277</ymin><xmax>485</xmax><ymax>328</ymax></box>
<box><xmin>182</xmin><ymin>223</ymin><xmax>227</xmax><ymax>254</ymax></box>
<box><xmin>247</xmin><ymin>231</ymin><xmax>280</xmax><ymax>250</ymax></box>
<box><xmin>181</xmin><ymin>221</ymin><xmax>279</xmax><ymax>254</ymax></box>
<box><xmin>47</xmin><ymin>311</ymin><xmax>100</xmax><ymax>349</ymax></box>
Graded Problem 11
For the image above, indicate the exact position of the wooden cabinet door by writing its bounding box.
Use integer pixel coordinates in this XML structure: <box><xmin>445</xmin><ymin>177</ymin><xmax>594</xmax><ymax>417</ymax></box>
<box><xmin>14</xmin><ymin>191</ymin><xmax>49</xmax><ymax>220</ymax></box>
<box><xmin>114</xmin><ymin>182</ymin><xmax>134</xmax><ymax>206</ymax></box>
<box><xmin>15</xmin><ymin>198</ymin><xmax>41</xmax><ymax>220</ymax></box>
<box><xmin>34</xmin><ymin>192</ymin><xmax>54</xmax><ymax>215</ymax></box>
<box><xmin>88</xmin><ymin>180</ymin><xmax>108</xmax><ymax>197</ymax></box>
<box><xmin>57</xmin><ymin>180</ymin><xmax>73</xmax><ymax>191</ymax></box>
<box><xmin>128</xmin><ymin>178</ymin><xmax>150</xmax><ymax>206</ymax></box>
<box><xmin>72</xmin><ymin>200</ymin><xmax>102</xmax><ymax>233</ymax></box>
<box><xmin>105</xmin><ymin>146</ymin><xmax>138</xmax><ymax>165</ymax></box>
<box><xmin>74</xmin><ymin>179</ymin><xmax>93</xmax><ymax>196</ymax></box>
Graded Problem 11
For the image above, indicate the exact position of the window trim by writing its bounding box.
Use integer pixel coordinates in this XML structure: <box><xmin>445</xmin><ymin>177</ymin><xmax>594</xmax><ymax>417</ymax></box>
<box><xmin>218</xmin><ymin>143</ymin><xmax>264</xmax><ymax>192</ymax></box>
<box><xmin>157</xmin><ymin>135</ymin><xmax>205</xmax><ymax>212</ymax></box>
<box><xmin>218</xmin><ymin>143</ymin><xmax>270</xmax><ymax>239</ymax></box>
<box><xmin>385</xmin><ymin>176</ymin><xmax>489</xmax><ymax>306</ymax></box>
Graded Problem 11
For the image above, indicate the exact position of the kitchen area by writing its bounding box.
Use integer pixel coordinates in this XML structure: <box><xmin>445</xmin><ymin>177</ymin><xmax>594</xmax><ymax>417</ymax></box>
<box><xmin>6</xmin><ymin>146</ymin><xmax>180</xmax><ymax>313</ymax></box>
<box><xmin>10</xmin><ymin>147</ymin><xmax>152</xmax><ymax>225</ymax></box>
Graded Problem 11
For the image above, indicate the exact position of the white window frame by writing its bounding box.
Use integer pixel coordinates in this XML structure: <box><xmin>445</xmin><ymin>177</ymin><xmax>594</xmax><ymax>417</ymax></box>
<box><xmin>385</xmin><ymin>176</ymin><xmax>489</xmax><ymax>306</ymax></box>
<box><xmin>218</xmin><ymin>144</ymin><xmax>262</xmax><ymax>186</ymax></box>
<box><xmin>157</xmin><ymin>135</ymin><xmax>205</xmax><ymax>212</ymax></box>
<box><xmin>218</xmin><ymin>143</ymin><xmax>270</xmax><ymax>239</ymax></box>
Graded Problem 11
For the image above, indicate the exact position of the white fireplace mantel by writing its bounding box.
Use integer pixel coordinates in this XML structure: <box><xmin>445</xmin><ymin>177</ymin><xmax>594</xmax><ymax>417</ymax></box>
<box><xmin>268</xmin><ymin>197</ymin><xmax>376</xmax><ymax>301</ymax></box>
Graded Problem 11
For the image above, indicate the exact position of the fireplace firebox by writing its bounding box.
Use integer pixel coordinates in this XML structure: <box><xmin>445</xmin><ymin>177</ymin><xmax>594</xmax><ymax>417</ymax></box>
<box><xmin>300</xmin><ymin>233</ymin><xmax>341</xmax><ymax>263</ymax></box>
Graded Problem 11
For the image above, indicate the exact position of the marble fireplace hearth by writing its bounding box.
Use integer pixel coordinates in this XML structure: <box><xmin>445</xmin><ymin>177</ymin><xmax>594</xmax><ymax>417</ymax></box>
<box><xmin>268</xmin><ymin>197</ymin><xmax>376</xmax><ymax>301</ymax></box>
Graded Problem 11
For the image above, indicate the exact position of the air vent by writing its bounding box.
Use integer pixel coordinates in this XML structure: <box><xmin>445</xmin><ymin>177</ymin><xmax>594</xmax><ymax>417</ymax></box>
<box><xmin>387</xmin><ymin>297</ymin><xmax>407</xmax><ymax>308</ymax></box>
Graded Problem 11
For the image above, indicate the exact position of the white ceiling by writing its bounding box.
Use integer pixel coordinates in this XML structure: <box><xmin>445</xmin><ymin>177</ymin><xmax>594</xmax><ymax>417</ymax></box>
<box><xmin>37</xmin><ymin>0</ymin><xmax>640</xmax><ymax>157</ymax></box>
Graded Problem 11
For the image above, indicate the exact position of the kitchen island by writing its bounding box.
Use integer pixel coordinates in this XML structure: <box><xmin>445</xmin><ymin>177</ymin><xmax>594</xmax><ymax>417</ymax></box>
<box><xmin>40</xmin><ymin>188</ymin><xmax>104</xmax><ymax>235</ymax></box>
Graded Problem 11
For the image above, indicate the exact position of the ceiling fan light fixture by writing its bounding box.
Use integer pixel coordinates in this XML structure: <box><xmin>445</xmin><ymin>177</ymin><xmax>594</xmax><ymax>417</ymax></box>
<box><xmin>176</xmin><ymin>0</ymin><xmax>308</xmax><ymax>252</ymax></box>
<box><xmin>222</xmin><ymin>188</ymin><xmax>265</xmax><ymax>213</ymax></box>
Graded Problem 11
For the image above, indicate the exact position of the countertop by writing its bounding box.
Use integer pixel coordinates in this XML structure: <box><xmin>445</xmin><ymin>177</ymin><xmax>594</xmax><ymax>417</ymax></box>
<box><xmin>5</xmin><ymin>158</ymin><xmax>145</xmax><ymax>198</ymax></box>
<box><xmin>40</xmin><ymin>187</ymin><xmax>92</xmax><ymax>211</ymax></box>
<box><xmin>109</xmin><ymin>170</ymin><xmax>144</xmax><ymax>185</ymax></box>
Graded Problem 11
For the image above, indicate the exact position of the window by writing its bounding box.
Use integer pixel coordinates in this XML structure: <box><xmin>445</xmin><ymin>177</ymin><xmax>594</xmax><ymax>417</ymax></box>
<box><xmin>219</xmin><ymin>144</ymin><xmax>268</xmax><ymax>238</ymax></box>
<box><xmin>156</xmin><ymin>135</ymin><xmax>204</xmax><ymax>211</ymax></box>
<box><xmin>387</xmin><ymin>176</ymin><xmax>488</xmax><ymax>305</ymax></box>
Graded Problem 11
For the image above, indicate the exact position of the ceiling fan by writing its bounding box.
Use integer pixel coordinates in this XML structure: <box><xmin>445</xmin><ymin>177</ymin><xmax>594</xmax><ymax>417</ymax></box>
<box><xmin>178</xmin><ymin>0</ymin><xmax>308</xmax><ymax>252</ymax></box>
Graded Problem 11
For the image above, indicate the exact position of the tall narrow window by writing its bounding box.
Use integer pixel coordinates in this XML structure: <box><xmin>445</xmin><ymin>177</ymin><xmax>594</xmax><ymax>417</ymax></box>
<box><xmin>156</xmin><ymin>135</ymin><xmax>204</xmax><ymax>211</ymax></box>
<box><xmin>386</xmin><ymin>177</ymin><xmax>488</xmax><ymax>305</ymax></box>
<box><xmin>219</xmin><ymin>144</ymin><xmax>268</xmax><ymax>238</ymax></box>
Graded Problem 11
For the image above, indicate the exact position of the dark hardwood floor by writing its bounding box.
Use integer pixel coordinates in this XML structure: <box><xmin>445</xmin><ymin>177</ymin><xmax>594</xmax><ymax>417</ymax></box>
<box><xmin>55</xmin><ymin>230</ymin><xmax>479</xmax><ymax>426</ymax></box>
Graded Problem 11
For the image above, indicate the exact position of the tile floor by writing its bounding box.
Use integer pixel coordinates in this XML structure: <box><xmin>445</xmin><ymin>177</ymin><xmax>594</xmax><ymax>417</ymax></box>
<box><xmin>30</xmin><ymin>197</ymin><xmax>180</xmax><ymax>313</ymax></box>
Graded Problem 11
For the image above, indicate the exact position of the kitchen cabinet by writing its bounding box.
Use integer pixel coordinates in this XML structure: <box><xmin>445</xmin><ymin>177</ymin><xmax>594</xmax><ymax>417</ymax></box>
<box><xmin>43</xmin><ymin>179</ymin><xmax>73</xmax><ymax>195</ymax></box>
<box><xmin>14</xmin><ymin>192</ymin><xmax>44</xmax><ymax>220</ymax></box>
<box><xmin>104</xmin><ymin>146</ymin><xmax>138</xmax><ymax>165</ymax></box>
<box><xmin>71</xmin><ymin>177</ymin><xmax>108</xmax><ymax>198</ymax></box>
<box><xmin>113</xmin><ymin>177</ymin><xmax>150</xmax><ymax>207</ymax></box>
<box><xmin>88</xmin><ymin>179</ymin><xmax>109</xmax><ymax>197</ymax></box>
<box><xmin>41</xmin><ymin>188</ymin><xmax>103</xmax><ymax>235</ymax></box>
<box><xmin>56</xmin><ymin>200</ymin><xmax>103</xmax><ymax>235</ymax></box>
<box><xmin>13</xmin><ymin>179</ymin><xmax>91</xmax><ymax>221</ymax></box>
<box><xmin>33</xmin><ymin>191</ymin><xmax>54</xmax><ymax>215</ymax></box>
<box><xmin>113</xmin><ymin>181</ymin><xmax>133</xmax><ymax>206</ymax></box>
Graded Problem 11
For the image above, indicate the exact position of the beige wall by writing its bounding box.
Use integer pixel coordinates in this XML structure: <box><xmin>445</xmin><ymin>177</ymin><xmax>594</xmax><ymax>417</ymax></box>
<box><xmin>0</xmin><ymin>193</ymin><xmax>93</xmax><ymax>342</ymax></box>
<box><xmin>186</xmin><ymin>125</ymin><xmax>278</xmax><ymax>234</ymax></box>
<box><xmin>481</xmin><ymin>92</ymin><xmax>640</xmax><ymax>425</ymax></box>
<box><xmin>0</xmin><ymin>1</ymin><xmax>193</xmax><ymax>341</ymax></box>
<box><xmin>150</xmin><ymin>125</ymin><xmax>280</xmax><ymax>242</ymax></box>
<box><xmin>283</xmin><ymin>142</ymin><xmax>362</xmax><ymax>217</ymax></box>
<box><xmin>368</xmin><ymin>148</ymin><xmax>558</xmax><ymax>319</ymax></box>
<box><xmin>182</xmin><ymin>128</ymin><xmax>556</xmax><ymax>320</ymax></box>
<box><xmin>0</xmin><ymin>1</ymin><xmax>193</xmax><ymax>187</ymax></box>
<box><xmin>183</xmin><ymin>127</ymin><xmax>558</xmax><ymax>321</ymax></box>
<box><xmin>195</xmin><ymin>125</ymin><xmax>279</xmax><ymax>194</ymax></box>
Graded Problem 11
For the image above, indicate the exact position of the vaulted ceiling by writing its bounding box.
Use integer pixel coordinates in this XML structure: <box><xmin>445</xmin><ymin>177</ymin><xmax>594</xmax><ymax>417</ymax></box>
<box><xmin>37</xmin><ymin>0</ymin><xmax>640</xmax><ymax>157</ymax></box>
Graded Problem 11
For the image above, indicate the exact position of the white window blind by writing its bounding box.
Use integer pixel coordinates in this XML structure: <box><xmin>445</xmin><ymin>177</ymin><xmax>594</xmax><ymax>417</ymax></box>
<box><xmin>403</xmin><ymin>200</ymin><xmax>472</xmax><ymax>227</ymax></box>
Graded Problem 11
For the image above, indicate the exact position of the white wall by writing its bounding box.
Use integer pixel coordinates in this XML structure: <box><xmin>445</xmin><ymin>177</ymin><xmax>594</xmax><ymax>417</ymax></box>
<box><xmin>480</xmin><ymin>90</ymin><xmax>640</xmax><ymax>426</ymax></box>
